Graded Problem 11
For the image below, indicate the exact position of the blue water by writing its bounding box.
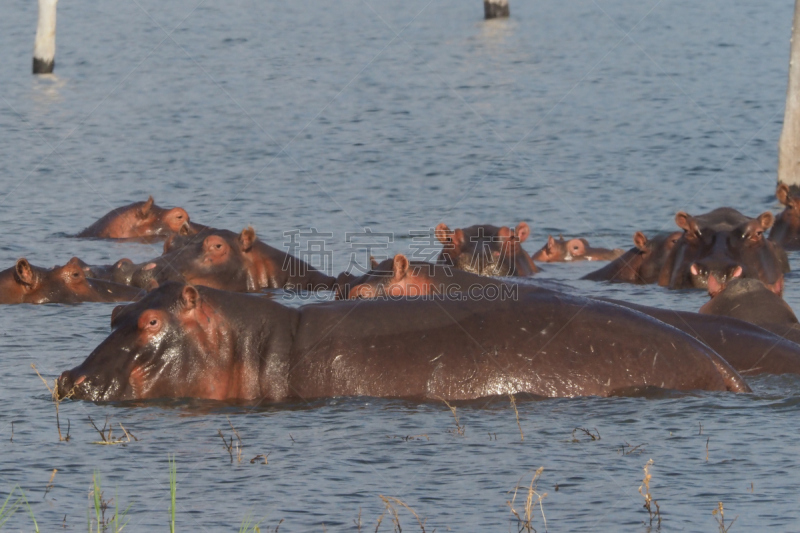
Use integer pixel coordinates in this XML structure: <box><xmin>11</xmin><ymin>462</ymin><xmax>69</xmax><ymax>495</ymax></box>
<box><xmin>1</xmin><ymin>0</ymin><xmax>800</xmax><ymax>530</ymax></box>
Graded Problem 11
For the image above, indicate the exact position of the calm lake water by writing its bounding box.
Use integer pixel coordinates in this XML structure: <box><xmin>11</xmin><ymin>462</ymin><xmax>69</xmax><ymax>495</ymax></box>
<box><xmin>1</xmin><ymin>0</ymin><xmax>800</xmax><ymax>530</ymax></box>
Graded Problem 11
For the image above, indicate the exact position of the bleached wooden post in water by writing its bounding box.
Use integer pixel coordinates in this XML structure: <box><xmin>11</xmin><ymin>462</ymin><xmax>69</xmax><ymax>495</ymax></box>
<box><xmin>779</xmin><ymin>0</ymin><xmax>800</xmax><ymax>188</ymax></box>
<box><xmin>33</xmin><ymin>0</ymin><xmax>58</xmax><ymax>74</ymax></box>
<box><xmin>484</xmin><ymin>0</ymin><xmax>509</xmax><ymax>20</ymax></box>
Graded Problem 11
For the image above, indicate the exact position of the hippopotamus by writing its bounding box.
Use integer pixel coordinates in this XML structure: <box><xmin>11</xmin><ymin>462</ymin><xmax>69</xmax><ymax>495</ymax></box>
<box><xmin>599</xmin><ymin>298</ymin><xmax>800</xmax><ymax>375</ymax></box>
<box><xmin>769</xmin><ymin>183</ymin><xmax>800</xmax><ymax>249</ymax></box>
<box><xmin>120</xmin><ymin>227</ymin><xmax>336</xmax><ymax>292</ymax></box>
<box><xmin>532</xmin><ymin>235</ymin><xmax>623</xmax><ymax>263</ymax></box>
<box><xmin>0</xmin><ymin>258</ymin><xmax>143</xmax><ymax>304</ymax></box>
<box><xmin>336</xmin><ymin>255</ymin><xmax>511</xmax><ymax>299</ymax></box>
<box><xmin>699</xmin><ymin>276</ymin><xmax>800</xmax><ymax>344</ymax></box>
<box><xmin>56</xmin><ymin>281</ymin><xmax>749</xmax><ymax>402</ymax></box>
<box><xmin>658</xmin><ymin>208</ymin><xmax>789</xmax><ymax>292</ymax></box>
<box><xmin>76</xmin><ymin>196</ymin><xmax>207</xmax><ymax>241</ymax></box>
<box><xmin>582</xmin><ymin>231</ymin><xmax>682</xmax><ymax>284</ymax></box>
<box><xmin>335</xmin><ymin>255</ymin><xmax>800</xmax><ymax>376</ymax></box>
<box><xmin>435</xmin><ymin>222</ymin><xmax>539</xmax><ymax>277</ymax></box>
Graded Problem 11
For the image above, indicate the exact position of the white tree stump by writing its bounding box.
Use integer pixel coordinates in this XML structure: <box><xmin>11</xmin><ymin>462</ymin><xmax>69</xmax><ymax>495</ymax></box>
<box><xmin>484</xmin><ymin>0</ymin><xmax>509</xmax><ymax>19</ymax></box>
<box><xmin>33</xmin><ymin>0</ymin><xmax>58</xmax><ymax>74</ymax></box>
<box><xmin>779</xmin><ymin>0</ymin><xmax>800</xmax><ymax>187</ymax></box>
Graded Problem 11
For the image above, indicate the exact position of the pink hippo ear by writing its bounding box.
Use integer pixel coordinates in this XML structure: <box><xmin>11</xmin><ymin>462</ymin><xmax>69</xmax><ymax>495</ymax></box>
<box><xmin>435</xmin><ymin>223</ymin><xmax>452</xmax><ymax>245</ymax></box>
<box><xmin>514</xmin><ymin>222</ymin><xmax>530</xmax><ymax>243</ymax></box>
<box><xmin>546</xmin><ymin>235</ymin><xmax>556</xmax><ymax>253</ymax></box>
<box><xmin>138</xmin><ymin>196</ymin><xmax>155</xmax><ymax>219</ymax></box>
<box><xmin>239</xmin><ymin>227</ymin><xmax>256</xmax><ymax>252</ymax></box>
<box><xmin>633</xmin><ymin>231</ymin><xmax>649</xmax><ymax>251</ymax></box>
<box><xmin>14</xmin><ymin>258</ymin><xmax>36</xmax><ymax>286</ymax></box>
<box><xmin>757</xmin><ymin>211</ymin><xmax>775</xmax><ymax>230</ymax></box>
<box><xmin>370</xmin><ymin>256</ymin><xmax>380</xmax><ymax>269</ymax></box>
<box><xmin>181</xmin><ymin>285</ymin><xmax>199</xmax><ymax>310</ymax></box>
<box><xmin>392</xmin><ymin>254</ymin><xmax>410</xmax><ymax>280</ymax></box>
<box><xmin>675</xmin><ymin>212</ymin><xmax>701</xmax><ymax>238</ymax></box>
<box><xmin>777</xmin><ymin>183</ymin><xmax>791</xmax><ymax>206</ymax></box>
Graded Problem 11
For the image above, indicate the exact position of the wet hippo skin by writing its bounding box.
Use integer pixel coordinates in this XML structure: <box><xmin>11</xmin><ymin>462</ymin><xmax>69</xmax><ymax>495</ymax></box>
<box><xmin>56</xmin><ymin>282</ymin><xmax>749</xmax><ymax>402</ymax></box>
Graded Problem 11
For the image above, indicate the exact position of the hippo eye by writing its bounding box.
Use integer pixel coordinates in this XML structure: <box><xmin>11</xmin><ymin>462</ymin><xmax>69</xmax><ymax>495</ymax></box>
<box><xmin>215</xmin><ymin>244</ymin><xmax>222</xmax><ymax>249</ymax></box>
<box><xmin>149</xmin><ymin>319</ymin><xmax>158</xmax><ymax>326</ymax></box>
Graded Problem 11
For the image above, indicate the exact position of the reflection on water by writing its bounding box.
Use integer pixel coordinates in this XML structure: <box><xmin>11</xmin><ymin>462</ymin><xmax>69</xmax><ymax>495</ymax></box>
<box><xmin>0</xmin><ymin>0</ymin><xmax>798</xmax><ymax>530</ymax></box>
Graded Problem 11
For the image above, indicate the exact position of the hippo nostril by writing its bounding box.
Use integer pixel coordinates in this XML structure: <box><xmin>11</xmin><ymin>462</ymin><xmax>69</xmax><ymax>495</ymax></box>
<box><xmin>730</xmin><ymin>266</ymin><xmax>743</xmax><ymax>279</ymax></box>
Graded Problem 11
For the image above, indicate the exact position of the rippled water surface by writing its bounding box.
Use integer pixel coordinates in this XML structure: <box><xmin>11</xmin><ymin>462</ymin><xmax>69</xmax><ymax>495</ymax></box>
<box><xmin>2</xmin><ymin>0</ymin><xmax>800</xmax><ymax>530</ymax></box>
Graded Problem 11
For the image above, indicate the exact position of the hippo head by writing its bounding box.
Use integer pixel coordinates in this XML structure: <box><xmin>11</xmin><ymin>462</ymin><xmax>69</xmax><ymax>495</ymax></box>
<box><xmin>435</xmin><ymin>222</ymin><xmax>537</xmax><ymax>277</ymax></box>
<box><xmin>662</xmin><ymin>211</ymin><xmax>753</xmax><ymax>289</ymax></box>
<box><xmin>57</xmin><ymin>284</ymin><xmax>225</xmax><ymax>401</ymax></box>
<box><xmin>134</xmin><ymin>228</ymin><xmax>258</xmax><ymax>291</ymax></box>
<box><xmin>625</xmin><ymin>231</ymin><xmax>681</xmax><ymax>283</ymax></box>
<box><xmin>78</xmin><ymin>196</ymin><xmax>202</xmax><ymax>241</ymax></box>
<box><xmin>533</xmin><ymin>235</ymin><xmax>623</xmax><ymax>262</ymax></box>
<box><xmin>338</xmin><ymin>255</ymin><xmax>437</xmax><ymax>299</ymax></box>
<box><xmin>699</xmin><ymin>276</ymin><xmax>798</xmax><ymax>327</ymax></box>
<box><xmin>0</xmin><ymin>258</ymin><xmax>141</xmax><ymax>304</ymax></box>
<box><xmin>533</xmin><ymin>236</ymin><xmax>577</xmax><ymax>262</ymax></box>
<box><xmin>774</xmin><ymin>184</ymin><xmax>800</xmax><ymax>237</ymax></box>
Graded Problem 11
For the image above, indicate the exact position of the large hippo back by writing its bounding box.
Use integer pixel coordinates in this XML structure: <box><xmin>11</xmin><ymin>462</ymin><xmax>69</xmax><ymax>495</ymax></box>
<box><xmin>289</xmin><ymin>291</ymin><xmax>749</xmax><ymax>399</ymax></box>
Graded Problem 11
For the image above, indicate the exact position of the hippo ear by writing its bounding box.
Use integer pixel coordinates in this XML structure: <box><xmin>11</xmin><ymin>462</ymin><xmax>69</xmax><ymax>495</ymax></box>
<box><xmin>514</xmin><ymin>222</ymin><xmax>530</xmax><ymax>243</ymax></box>
<box><xmin>14</xmin><ymin>258</ymin><xmax>36</xmax><ymax>286</ymax></box>
<box><xmin>757</xmin><ymin>211</ymin><xmax>775</xmax><ymax>230</ymax></box>
<box><xmin>777</xmin><ymin>183</ymin><xmax>791</xmax><ymax>206</ymax></box>
<box><xmin>435</xmin><ymin>223</ymin><xmax>452</xmax><ymax>244</ymax></box>
<box><xmin>138</xmin><ymin>196</ymin><xmax>155</xmax><ymax>218</ymax></box>
<box><xmin>239</xmin><ymin>227</ymin><xmax>256</xmax><ymax>252</ymax></box>
<box><xmin>393</xmin><ymin>254</ymin><xmax>410</xmax><ymax>280</ymax></box>
<box><xmin>633</xmin><ymin>232</ymin><xmax>648</xmax><ymax>251</ymax></box>
<box><xmin>180</xmin><ymin>285</ymin><xmax>199</xmax><ymax>310</ymax></box>
<box><xmin>111</xmin><ymin>305</ymin><xmax>125</xmax><ymax>327</ymax></box>
<box><xmin>675</xmin><ymin>212</ymin><xmax>701</xmax><ymax>237</ymax></box>
<box><xmin>546</xmin><ymin>235</ymin><xmax>556</xmax><ymax>252</ymax></box>
<box><xmin>178</xmin><ymin>221</ymin><xmax>191</xmax><ymax>236</ymax></box>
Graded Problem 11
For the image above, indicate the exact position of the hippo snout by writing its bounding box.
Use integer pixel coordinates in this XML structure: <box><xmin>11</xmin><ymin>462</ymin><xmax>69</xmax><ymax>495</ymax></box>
<box><xmin>689</xmin><ymin>261</ymin><xmax>743</xmax><ymax>288</ymax></box>
<box><xmin>55</xmin><ymin>371</ymin><xmax>86</xmax><ymax>399</ymax></box>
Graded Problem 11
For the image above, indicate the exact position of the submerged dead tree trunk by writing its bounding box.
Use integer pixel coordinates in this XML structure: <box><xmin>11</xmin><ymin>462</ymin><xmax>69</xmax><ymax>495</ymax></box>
<box><xmin>484</xmin><ymin>0</ymin><xmax>509</xmax><ymax>20</ymax></box>
<box><xmin>33</xmin><ymin>0</ymin><xmax>58</xmax><ymax>74</ymax></box>
<box><xmin>779</xmin><ymin>0</ymin><xmax>800</xmax><ymax>188</ymax></box>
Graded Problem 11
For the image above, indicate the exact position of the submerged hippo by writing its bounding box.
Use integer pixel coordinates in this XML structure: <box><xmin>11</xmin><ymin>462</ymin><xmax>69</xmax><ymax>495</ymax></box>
<box><xmin>56</xmin><ymin>282</ymin><xmax>749</xmax><ymax>402</ymax></box>
<box><xmin>336</xmin><ymin>255</ymin><xmax>511</xmax><ymax>299</ymax></box>
<box><xmin>532</xmin><ymin>235</ymin><xmax>623</xmax><ymax>263</ymax></box>
<box><xmin>76</xmin><ymin>196</ymin><xmax>207</xmax><ymax>241</ymax></box>
<box><xmin>770</xmin><ymin>184</ymin><xmax>800</xmax><ymax>249</ymax></box>
<box><xmin>0</xmin><ymin>258</ymin><xmax>143</xmax><ymax>304</ymax></box>
<box><xmin>659</xmin><ymin>208</ymin><xmax>788</xmax><ymax>292</ymax></box>
<box><xmin>600</xmin><ymin>298</ymin><xmax>800</xmax><ymax>376</ymax></box>
<box><xmin>337</xmin><ymin>255</ymin><xmax>800</xmax><ymax>376</ymax></box>
<box><xmin>699</xmin><ymin>276</ymin><xmax>800</xmax><ymax>344</ymax></box>
<box><xmin>435</xmin><ymin>222</ymin><xmax>539</xmax><ymax>277</ymax></box>
<box><xmin>120</xmin><ymin>227</ymin><xmax>336</xmax><ymax>292</ymax></box>
<box><xmin>582</xmin><ymin>231</ymin><xmax>681</xmax><ymax>284</ymax></box>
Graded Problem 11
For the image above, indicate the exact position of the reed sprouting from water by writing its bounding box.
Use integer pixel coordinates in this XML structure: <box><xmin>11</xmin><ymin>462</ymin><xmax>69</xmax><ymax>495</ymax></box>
<box><xmin>0</xmin><ymin>486</ymin><xmax>39</xmax><ymax>533</ymax></box>
<box><xmin>169</xmin><ymin>456</ymin><xmax>177</xmax><ymax>533</ymax></box>
<box><xmin>507</xmin><ymin>467</ymin><xmax>548</xmax><ymax>533</ymax></box>
<box><xmin>712</xmin><ymin>502</ymin><xmax>738</xmax><ymax>532</ymax></box>
<box><xmin>87</xmin><ymin>472</ymin><xmax>130</xmax><ymax>533</ymax></box>
<box><xmin>638</xmin><ymin>459</ymin><xmax>661</xmax><ymax>527</ymax></box>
